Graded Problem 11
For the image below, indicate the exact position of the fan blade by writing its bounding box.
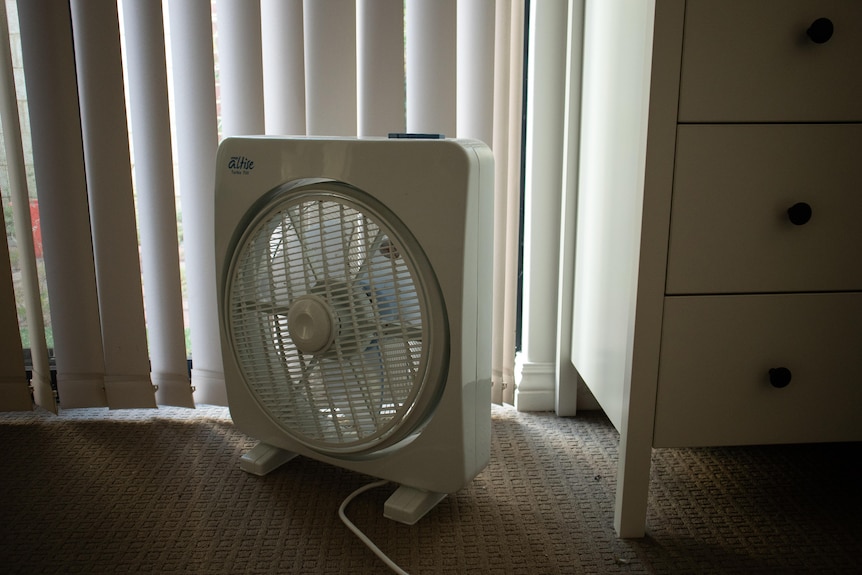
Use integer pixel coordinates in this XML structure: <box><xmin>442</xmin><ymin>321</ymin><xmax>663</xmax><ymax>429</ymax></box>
<box><xmin>281</xmin><ymin>209</ymin><xmax>323</xmax><ymax>288</ymax></box>
<box><xmin>237</xmin><ymin>299</ymin><xmax>291</xmax><ymax>316</ymax></box>
<box><xmin>353</xmin><ymin>231</ymin><xmax>422</xmax><ymax>329</ymax></box>
<box><xmin>379</xmin><ymin>322</ymin><xmax>423</xmax><ymax>342</ymax></box>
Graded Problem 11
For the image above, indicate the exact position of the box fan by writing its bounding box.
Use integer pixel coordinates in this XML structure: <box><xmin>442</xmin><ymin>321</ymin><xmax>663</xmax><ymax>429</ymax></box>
<box><xmin>214</xmin><ymin>136</ymin><xmax>493</xmax><ymax>524</ymax></box>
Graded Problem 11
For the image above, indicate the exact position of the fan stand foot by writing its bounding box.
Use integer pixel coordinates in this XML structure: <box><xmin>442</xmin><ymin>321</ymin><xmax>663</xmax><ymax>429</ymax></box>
<box><xmin>239</xmin><ymin>442</ymin><xmax>298</xmax><ymax>476</ymax></box>
<box><xmin>383</xmin><ymin>485</ymin><xmax>447</xmax><ymax>525</ymax></box>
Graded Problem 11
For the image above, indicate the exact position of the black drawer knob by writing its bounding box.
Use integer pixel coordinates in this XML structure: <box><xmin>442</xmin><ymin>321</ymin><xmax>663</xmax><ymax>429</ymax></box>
<box><xmin>807</xmin><ymin>18</ymin><xmax>834</xmax><ymax>44</ymax></box>
<box><xmin>787</xmin><ymin>202</ymin><xmax>812</xmax><ymax>225</ymax></box>
<box><xmin>768</xmin><ymin>367</ymin><xmax>792</xmax><ymax>388</ymax></box>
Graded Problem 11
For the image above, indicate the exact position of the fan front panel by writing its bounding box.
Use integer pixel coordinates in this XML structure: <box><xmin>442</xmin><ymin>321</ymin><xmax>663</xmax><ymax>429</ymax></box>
<box><xmin>224</xmin><ymin>182</ymin><xmax>446</xmax><ymax>455</ymax></box>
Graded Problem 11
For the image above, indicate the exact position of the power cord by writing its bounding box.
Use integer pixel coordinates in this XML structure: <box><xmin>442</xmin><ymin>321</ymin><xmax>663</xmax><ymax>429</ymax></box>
<box><xmin>338</xmin><ymin>480</ymin><xmax>410</xmax><ymax>575</ymax></box>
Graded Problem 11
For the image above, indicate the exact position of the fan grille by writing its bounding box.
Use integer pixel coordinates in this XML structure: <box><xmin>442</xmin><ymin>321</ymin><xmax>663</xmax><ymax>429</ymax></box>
<box><xmin>225</xmin><ymin>184</ymin><xmax>443</xmax><ymax>454</ymax></box>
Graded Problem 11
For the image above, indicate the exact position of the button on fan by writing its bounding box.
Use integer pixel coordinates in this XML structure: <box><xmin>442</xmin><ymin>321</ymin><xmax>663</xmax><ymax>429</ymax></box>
<box><xmin>287</xmin><ymin>295</ymin><xmax>337</xmax><ymax>354</ymax></box>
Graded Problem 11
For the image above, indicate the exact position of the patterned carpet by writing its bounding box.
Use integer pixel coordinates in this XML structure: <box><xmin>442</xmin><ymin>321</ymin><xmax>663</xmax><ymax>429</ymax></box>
<box><xmin>0</xmin><ymin>403</ymin><xmax>859</xmax><ymax>574</ymax></box>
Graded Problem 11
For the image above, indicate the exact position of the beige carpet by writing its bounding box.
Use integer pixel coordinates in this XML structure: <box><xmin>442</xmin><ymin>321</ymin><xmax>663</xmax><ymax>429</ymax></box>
<box><xmin>0</xmin><ymin>403</ymin><xmax>859</xmax><ymax>574</ymax></box>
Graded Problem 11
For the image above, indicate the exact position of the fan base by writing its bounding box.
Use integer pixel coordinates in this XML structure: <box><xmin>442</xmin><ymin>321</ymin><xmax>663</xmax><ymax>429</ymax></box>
<box><xmin>239</xmin><ymin>442</ymin><xmax>298</xmax><ymax>476</ymax></box>
<box><xmin>383</xmin><ymin>485</ymin><xmax>447</xmax><ymax>525</ymax></box>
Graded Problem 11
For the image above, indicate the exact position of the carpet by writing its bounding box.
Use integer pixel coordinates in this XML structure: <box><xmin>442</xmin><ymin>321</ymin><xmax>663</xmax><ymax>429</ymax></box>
<box><xmin>0</xmin><ymin>404</ymin><xmax>859</xmax><ymax>574</ymax></box>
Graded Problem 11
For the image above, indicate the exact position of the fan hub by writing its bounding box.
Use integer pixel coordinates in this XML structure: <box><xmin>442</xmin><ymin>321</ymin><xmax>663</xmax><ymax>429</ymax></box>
<box><xmin>287</xmin><ymin>295</ymin><xmax>336</xmax><ymax>355</ymax></box>
<box><xmin>313</xmin><ymin>281</ymin><xmax>377</xmax><ymax>359</ymax></box>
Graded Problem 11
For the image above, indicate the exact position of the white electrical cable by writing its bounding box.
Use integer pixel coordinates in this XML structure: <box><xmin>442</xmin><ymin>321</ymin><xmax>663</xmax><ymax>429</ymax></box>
<box><xmin>338</xmin><ymin>480</ymin><xmax>410</xmax><ymax>575</ymax></box>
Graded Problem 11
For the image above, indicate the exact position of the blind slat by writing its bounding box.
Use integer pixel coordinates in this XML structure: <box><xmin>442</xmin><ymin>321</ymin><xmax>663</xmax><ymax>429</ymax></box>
<box><xmin>406</xmin><ymin>0</ymin><xmax>457</xmax><ymax>136</ymax></box>
<box><xmin>0</xmin><ymin>211</ymin><xmax>29</xmax><ymax>410</ymax></box>
<box><xmin>18</xmin><ymin>0</ymin><xmax>107</xmax><ymax>408</ymax></box>
<box><xmin>500</xmin><ymin>0</ymin><xmax>525</xmax><ymax>406</ymax></box>
<box><xmin>122</xmin><ymin>0</ymin><xmax>193</xmax><ymax>407</ymax></box>
<box><xmin>216</xmin><ymin>0</ymin><xmax>265</xmax><ymax>137</ymax></box>
<box><xmin>70</xmin><ymin>0</ymin><xmax>154</xmax><ymax>409</ymax></box>
<box><xmin>457</xmin><ymin>0</ymin><xmax>495</xmax><ymax>145</ymax></box>
<box><xmin>0</xmin><ymin>0</ymin><xmax>49</xmax><ymax>411</ymax></box>
<box><xmin>167</xmin><ymin>0</ymin><xmax>226</xmax><ymax>405</ymax></box>
<box><xmin>357</xmin><ymin>0</ymin><xmax>405</xmax><ymax>137</ymax></box>
<box><xmin>261</xmin><ymin>0</ymin><xmax>306</xmax><ymax>135</ymax></box>
<box><xmin>484</xmin><ymin>0</ymin><xmax>527</xmax><ymax>406</ymax></box>
<box><xmin>303</xmin><ymin>0</ymin><xmax>357</xmax><ymax>136</ymax></box>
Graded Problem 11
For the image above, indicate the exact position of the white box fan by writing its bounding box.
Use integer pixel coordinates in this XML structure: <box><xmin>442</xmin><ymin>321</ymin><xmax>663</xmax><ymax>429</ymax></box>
<box><xmin>214</xmin><ymin>136</ymin><xmax>494</xmax><ymax>524</ymax></box>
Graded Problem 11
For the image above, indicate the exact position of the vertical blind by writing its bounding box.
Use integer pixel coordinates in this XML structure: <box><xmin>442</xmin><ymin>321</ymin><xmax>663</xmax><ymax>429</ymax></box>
<box><xmin>17</xmin><ymin>0</ymin><xmax>111</xmax><ymax>409</ymax></box>
<box><xmin>123</xmin><ymin>0</ymin><xmax>191</xmax><ymax>407</ymax></box>
<box><xmin>166</xmin><ymin>0</ymin><xmax>225</xmax><ymax>406</ymax></box>
<box><xmin>0</xmin><ymin>0</ymin><xmax>44</xmax><ymax>411</ymax></box>
<box><xmin>0</xmin><ymin>0</ymin><xmax>524</xmax><ymax>411</ymax></box>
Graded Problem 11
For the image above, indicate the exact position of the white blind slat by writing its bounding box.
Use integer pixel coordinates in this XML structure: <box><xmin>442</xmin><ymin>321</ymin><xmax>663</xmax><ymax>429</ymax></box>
<box><xmin>167</xmin><ymin>0</ymin><xmax>226</xmax><ymax>406</ymax></box>
<box><xmin>457</xmin><ymin>0</ymin><xmax>495</xmax><ymax>145</ymax></box>
<box><xmin>261</xmin><ymin>0</ymin><xmax>306</xmax><ymax>136</ymax></box>
<box><xmin>497</xmin><ymin>0</ymin><xmax>525</xmax><ymax>406</ymax></box>
<box><xmin>357</xmin><ymin>0</ymin><xmax>405</xmax><ymax>137</ymax></box>
<box><xmin>0</xmin><ymin>0</ymin><xmax>49</xmax><ymax>411</ymax></box>
<box><xmin>18</xmin><ymin>0</ymin><xmax>106</xmax><ymax>408</ymax></box>
<box><xmin>122</xmin><ymin>0</ymin><xmax>193</xmax><ymax>407</ymax></box>
<box><xmin>303</xmin><ymin>0</ymin><xmax>357</xmax><ymax>136</ymax></box>
<box><xmin>0</xmin><ymin>211</ymin><xmax>29</xmax><ymax>410</ymax></box>
<box><xmin>406</xmin><ymin>0</ymin><xmax>457</xmax><ymax>136</ymax></box>
<box><xmin>216</xmin><ymin>0</ymin><xmax>264</xmax><ymax>137</ymax></box>
<box><xmin>70</xmin><ymin>0</ymin><xmax>154</xmax><ymax>409</ymax></box>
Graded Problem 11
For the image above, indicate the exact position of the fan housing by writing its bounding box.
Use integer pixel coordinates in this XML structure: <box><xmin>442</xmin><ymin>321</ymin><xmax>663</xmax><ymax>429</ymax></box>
<box><xmin>215</xmin><ymin>137</ymin><xmax>493</xmax><ymax>524</ymax></box>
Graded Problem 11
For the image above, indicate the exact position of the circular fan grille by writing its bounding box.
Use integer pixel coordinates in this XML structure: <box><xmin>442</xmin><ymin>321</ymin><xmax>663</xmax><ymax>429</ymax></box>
<box><xmin>224</xmin><ymin>182</ymin><xmax>447</xmax><ymax>455</ymax></box>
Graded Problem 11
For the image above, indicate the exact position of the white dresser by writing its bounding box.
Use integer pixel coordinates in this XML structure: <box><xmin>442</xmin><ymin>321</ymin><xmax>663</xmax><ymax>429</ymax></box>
<box><xmin>572</xmin><ymin>0</ymin><xmax>862</xmax><ymax>537</ymax></box>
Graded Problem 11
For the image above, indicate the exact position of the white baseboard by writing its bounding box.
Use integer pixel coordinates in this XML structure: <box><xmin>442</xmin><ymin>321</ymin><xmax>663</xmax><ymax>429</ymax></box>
<box><xmin>514</xmin><ymin>359</ymin><xmax>556</xmax><ymax>412</ymax></box>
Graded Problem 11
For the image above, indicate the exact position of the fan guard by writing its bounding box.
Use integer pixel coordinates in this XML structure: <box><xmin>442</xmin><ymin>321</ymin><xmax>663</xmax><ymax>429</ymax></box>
<box><xmin>224</xmin><ymin>180</ymin><xmax>448</xmax><ymax>456</ymax></box>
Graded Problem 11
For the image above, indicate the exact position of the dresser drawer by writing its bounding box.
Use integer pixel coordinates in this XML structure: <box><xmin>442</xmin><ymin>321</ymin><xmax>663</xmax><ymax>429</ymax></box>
<box><xmin>678</xmin><ymin>0</ymin><xmax>862</xmax><ymax>123</ymax></box>
<box><xmin>653</xmin><ymin>293</ymin><xmax>862</xmax><ymax>447</ymax></box>
<box><xmin>666</xmin><ymin>124</ymin><xmax>862</xmax><ymax>295</ymax></box>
